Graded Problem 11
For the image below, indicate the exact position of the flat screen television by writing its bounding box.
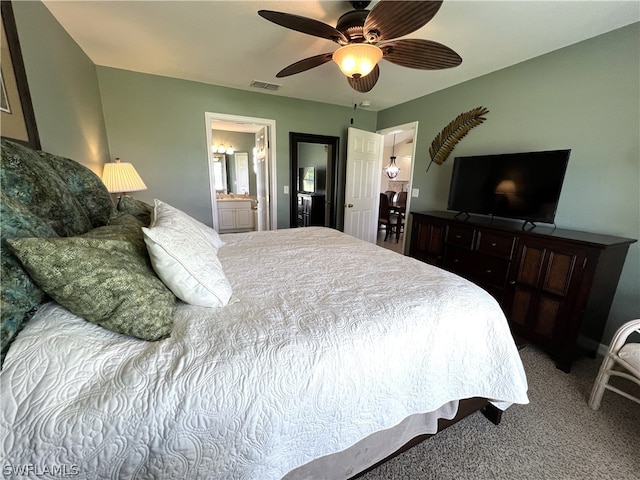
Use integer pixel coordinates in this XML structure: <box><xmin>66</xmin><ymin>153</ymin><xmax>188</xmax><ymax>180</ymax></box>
<box><xmin>447</xmin><ymin>149</ymin><xmax>571</xmax><ymax>225</ymax></box>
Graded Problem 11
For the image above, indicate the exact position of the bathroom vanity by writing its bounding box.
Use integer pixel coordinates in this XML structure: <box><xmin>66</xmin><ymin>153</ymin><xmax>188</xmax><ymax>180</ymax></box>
<box><xmin>217</xmin><ymin>198</ymin><xmax>255</xmax><ymax>233</ymax></box>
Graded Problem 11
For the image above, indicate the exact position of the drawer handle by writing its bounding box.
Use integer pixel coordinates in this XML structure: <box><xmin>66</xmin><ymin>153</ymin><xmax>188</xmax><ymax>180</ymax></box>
<box><xmin>485</xmin><ymin>269</ymin><xmax>492</xmax><ymax>274</ymax></box>
<box><xmin>509</xmin><ymin>281</ymin><xmax>516</xmax><ymax>285</ymax></box>
<box><xmin>453</xmin><ymin>258</ymin><xmax>460</xmax><ymax>263</ymax></box>
<box><xmin>455</xmin><ymin>234</ymin><xmax>462</xmax><ymax>239</ymax></box>
<box><xmin>490</xmin><ymin>242</ymin><xmax>497</xmax><ymax>247</ymax></box>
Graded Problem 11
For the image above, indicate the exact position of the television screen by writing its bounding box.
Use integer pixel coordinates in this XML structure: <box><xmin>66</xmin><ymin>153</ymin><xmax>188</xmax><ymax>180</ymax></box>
<box><xmin>447</xmin><ymin>149</ymin><xmax>570</xmax><ymax>224</ymax></box>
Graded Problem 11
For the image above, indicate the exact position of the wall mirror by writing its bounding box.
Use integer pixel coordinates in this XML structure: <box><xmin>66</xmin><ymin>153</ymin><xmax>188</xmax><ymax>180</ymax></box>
<box><xmin>211</xmin><ymin>154</ymin><xmax>228</xmax><ymax>193</ymax></box>
<box><xmin>290</xmin><ymin>132</ymin><xmax>339</xmax><ymax>229</ymax></box>
<box><xmin>211</xmin><ymin>151</ymin><xmax>253</xmax><ymax>195</ymax></box>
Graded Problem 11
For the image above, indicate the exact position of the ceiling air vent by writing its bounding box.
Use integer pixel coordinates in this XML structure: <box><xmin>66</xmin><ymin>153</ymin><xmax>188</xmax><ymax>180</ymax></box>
<box><xmin>250</xmin><ymin>80</ymin><xmax>281</xmax><ymax>91</ymax></box>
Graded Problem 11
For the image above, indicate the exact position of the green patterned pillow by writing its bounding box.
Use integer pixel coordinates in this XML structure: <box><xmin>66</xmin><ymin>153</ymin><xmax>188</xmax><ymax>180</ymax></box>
<box><xmin>38</xmin><ymin>151</ymin><xmax>115</xmax><ymax>227</ymax></box>
<box><xmin>87</xmin><ymin>216</ymin><xmax>148</xmax><ymax>258</ymax></box>
<box><xmin>0</xmin><ymin>195</ymin><xmax>57</xmax><ymax>362</ymax></box>
<box><xmin>6</xmin><ymin>234</ymin><xmax>176</xmax><ymax>341</ymax></box>
<box><xmin>1</xmin><ymin>140</ymin><xmax>93</xmax><ymax>237</ymax></box>
<box><xmin>117</xmin><ymin>196</ymin><xmax>153</xmax><ymax>226</ymax></box>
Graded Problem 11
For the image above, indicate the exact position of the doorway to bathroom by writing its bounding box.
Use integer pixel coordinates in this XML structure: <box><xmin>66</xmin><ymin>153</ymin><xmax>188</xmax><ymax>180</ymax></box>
<box><xmin>204</xmin><ymin>112</ymin><xmax>277</xmax><ymax>232</ymax></box>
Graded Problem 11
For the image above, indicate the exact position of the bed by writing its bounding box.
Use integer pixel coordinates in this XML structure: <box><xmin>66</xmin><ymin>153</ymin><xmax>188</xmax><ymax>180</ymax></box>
<box><xmin>0</xmin><ymin>139</ymin><xmax>528</xmax><ymax>479</ymax></box>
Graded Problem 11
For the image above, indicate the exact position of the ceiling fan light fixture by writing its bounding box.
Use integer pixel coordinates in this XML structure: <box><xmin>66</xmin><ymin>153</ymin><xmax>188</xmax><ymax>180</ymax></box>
<box><xmin>332</xmin><ymin>43</ymin><xmax>383</xmax><ymax>78</ymax></box>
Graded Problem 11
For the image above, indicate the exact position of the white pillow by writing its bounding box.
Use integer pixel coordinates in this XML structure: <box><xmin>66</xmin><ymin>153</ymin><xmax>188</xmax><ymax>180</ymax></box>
<box><xmin>149</xmin><ymin>199</ymin><xmax>224</xmax><ymax>253</ymax></box>
<box><xmin>143</xmin><ymin>200</ymin><xmax>232</xmax><ymax>307</ymax></box>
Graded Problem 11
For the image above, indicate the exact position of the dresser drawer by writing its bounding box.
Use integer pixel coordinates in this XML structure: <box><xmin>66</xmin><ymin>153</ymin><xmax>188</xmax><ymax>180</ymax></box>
<box><xmin>446</xmin><ymin>225</ymin><xmax>475</xmax><ymax>249</ymax></box>
<box><xmin>468</xmin><ymin>255</ymin><xmax>510</xmax><ymax>289</ymax></box>
<box><xmin>476</xmin><ymin>230</ymin><xmax>516</xmax><ymax>259</ymax></box>
<box><xmin>444</xmin><ymin>245</ymin><xmax>476</xmax><ymax>277</ymax></box>
<box><xmin>446</xmin><ymin>246</ymin><xmax>510</xmax><ymax>289</ymax></box>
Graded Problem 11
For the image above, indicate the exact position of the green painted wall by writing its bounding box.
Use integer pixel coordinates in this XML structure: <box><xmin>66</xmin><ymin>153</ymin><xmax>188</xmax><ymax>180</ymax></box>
<box><xmin>377</xmin><ymin>23</ymin><xmax>640</xmax><ymax>342</ymax></box>
<box><xmin>96</xmin><ymin>67</ymin><xmax>377</xmax><ymax>229</ymax></box>
<box><xmin>12</xmin><ymin>1</ymin><xmax>110</xmax><ymax>174</ymax></box>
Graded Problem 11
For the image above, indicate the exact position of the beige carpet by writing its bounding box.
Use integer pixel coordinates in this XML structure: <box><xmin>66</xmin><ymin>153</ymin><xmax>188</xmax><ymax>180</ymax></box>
<box><xmin>360</xmin><ymin>346</ymin><xmax>640</xmax><ymax>480</ymax></box>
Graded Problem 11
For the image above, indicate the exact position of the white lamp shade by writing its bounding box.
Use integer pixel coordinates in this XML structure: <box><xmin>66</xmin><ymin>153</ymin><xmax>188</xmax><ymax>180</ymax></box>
<box><xmin>102</xmin><ymin>161</ymin><xmax>147</xmax><ymax>193</ymax></box>
<box><xmin>332</xmin><ymin>44</ymin><xmax>383</xmax><ymax>78</ymax></box>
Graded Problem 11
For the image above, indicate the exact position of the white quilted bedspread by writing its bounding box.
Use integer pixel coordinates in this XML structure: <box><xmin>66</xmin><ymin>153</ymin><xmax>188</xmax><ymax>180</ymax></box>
<box><xmin>1</xmin><ymin>227</ymin><xmax>528</xmax><ymax>479</ymax></box>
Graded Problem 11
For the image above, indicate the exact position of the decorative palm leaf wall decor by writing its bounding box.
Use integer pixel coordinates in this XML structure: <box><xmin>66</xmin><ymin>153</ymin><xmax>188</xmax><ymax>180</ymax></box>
<box><xmin>427</xmin><ymin>106</ymin><xmax>489</xmax><ymax>171</ymax></box>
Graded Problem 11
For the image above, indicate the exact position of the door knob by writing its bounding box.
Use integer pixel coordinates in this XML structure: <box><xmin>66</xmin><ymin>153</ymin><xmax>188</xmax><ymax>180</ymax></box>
<box><xmin>347</xmin><ymin>204</ymin><xmax>354</xmax><ymax>208</ymax></box>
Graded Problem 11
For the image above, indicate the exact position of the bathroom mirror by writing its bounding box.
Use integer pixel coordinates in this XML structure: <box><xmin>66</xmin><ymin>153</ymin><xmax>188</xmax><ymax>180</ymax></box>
<box><xmin>211</xmin><ymin>154</ymin><xmax>228</xmax><ymax>193</ymax></box>
<box><xmin>212</xmin><ymin>152</ymin><xmax>253</xmax><ymax>195</ymax></box>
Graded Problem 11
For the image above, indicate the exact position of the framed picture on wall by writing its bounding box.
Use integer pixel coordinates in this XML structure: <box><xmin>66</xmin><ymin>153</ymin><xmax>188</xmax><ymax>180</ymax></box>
<box><xmin>1</xmin><ymin>70</ymin><xmax>10</xmax><ymax>113</ymax></box>
<box><xmin>1</xmin><ymin>0</ymin><xmax>40</xmax><ymax>149</ymax></box>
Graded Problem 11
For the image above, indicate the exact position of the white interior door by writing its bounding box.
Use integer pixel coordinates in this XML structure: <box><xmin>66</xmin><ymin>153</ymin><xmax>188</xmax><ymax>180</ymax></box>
<box><xmin>344</xmin><ymin>127</ymin><xmax>384</xmax><ymax>242</ymax></box>
<box><xmin>234</xmin><ymin>152</ymin><xmax>250</xmax><ymax>194</ymax></box>
<box><xmin>255</xmin><ymin>127</ymin><xmax>270</xmax><ymax>230</ymax></box>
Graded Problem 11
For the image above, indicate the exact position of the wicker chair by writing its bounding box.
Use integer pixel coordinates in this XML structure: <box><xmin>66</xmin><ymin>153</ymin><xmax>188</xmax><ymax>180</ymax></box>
<box><xmin>588</xmin><ymin>319</ymin><xmax>640</xmax><ymax>410</ymax></box>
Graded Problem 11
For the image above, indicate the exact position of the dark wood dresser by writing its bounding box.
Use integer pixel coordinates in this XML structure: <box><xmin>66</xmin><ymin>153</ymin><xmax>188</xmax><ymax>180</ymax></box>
<box><xmin>297</xmin><ymin>193</ymin><xmax>325</xmax><ymax>227</ymax></box>
<box><xmin>409</xmin><ymin>211</ymin><xmax>636</xmax><ymax>372</ymax></box>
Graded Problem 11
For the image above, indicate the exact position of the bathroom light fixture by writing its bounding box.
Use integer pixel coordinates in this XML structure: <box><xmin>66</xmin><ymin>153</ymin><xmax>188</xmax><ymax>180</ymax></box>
<box><xmin>214</xmin><ymin>144</ymin><xmax>235</xmax><ymax>155</ymax></box>
<box><xmin>384</xmin><ymin>134</ymin><xmax>400</xmax><ymax>179</ymax></box>
<box><xmin>102</xmin><ymin>158</ymin><xmax>147</xmax><ymax>196</ymax></box>
<box><xmin>332</xmin><ymin>44</ymin><xmax>383</xmax><ymax>79</ymax></box>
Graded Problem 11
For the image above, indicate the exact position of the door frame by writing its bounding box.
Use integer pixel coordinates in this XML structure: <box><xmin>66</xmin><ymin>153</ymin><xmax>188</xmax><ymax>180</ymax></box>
<box><xmin>376</xmin><ymin>121</ymin><xmax>419</xmax><ymax>251</ymax></box>
<box><xmin>204</xmin><ymin>112</ymin><xmax>277</xmax><ymax>231</ymax></box>
<box><xmin>289</xmin><ymin>132</ymin><xmax>340</xmax><ymax>229</ymax></box>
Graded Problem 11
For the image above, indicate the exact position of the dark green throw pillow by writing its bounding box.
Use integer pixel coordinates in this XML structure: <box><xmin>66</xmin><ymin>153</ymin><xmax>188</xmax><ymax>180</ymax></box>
<box><xmin>7</xmin><ymin>235</ymin><xmax>176</xmax><ymax>341</ymax></box>
<box><xmin>87</xmin><ymin>216</ymin><xmax>148</xmax><ymax>258</ymax></box>
<box><xmin>0</xmin><ymin>195</ymin><xmax>57</xmax><ymax>362</ymax></box>
<box><xmin>117</xmin><ymin>196</ymin><xmax>153</xmax><ymax>227</ymax></box>
<box><xmin>38</xmin><ymin>151</ymin><xmax>115</xmax><ymax>227</ymax></box>
<box><xmin>1</xmin><ymin>140</ymin><xmax>93</xmax><ymax>237</ymax></box>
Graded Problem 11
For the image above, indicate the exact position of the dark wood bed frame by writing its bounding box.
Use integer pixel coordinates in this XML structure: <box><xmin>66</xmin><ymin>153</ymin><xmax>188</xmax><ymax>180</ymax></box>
<box><xmin>350</xmin><ymin>397</ymin><xmax>502</xmax><ymax>479</ymax></box>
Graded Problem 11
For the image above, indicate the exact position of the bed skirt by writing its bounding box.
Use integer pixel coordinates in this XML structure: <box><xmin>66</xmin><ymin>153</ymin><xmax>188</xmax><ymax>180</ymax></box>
<box><xmin>284</xmin><ymin>399</ymin><xmax>475</xmax><ymax>480</ymax></box>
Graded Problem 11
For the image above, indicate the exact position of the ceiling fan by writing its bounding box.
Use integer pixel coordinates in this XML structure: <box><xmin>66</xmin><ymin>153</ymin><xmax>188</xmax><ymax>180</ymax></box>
<box><xmin>258</xmin><ymin>0</ymin><xmax>462</xmax><ymax>93</ymax></box>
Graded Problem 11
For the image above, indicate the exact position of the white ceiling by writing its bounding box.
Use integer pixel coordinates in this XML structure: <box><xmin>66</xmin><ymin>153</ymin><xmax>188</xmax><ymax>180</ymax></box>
<box><xmin>43</xmin><ymin>1</ymin><xmax>639</xmax><ymax>112</ymax></box>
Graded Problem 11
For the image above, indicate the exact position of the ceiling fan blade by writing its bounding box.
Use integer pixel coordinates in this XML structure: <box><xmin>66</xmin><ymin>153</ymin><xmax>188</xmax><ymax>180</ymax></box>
<box><xmin>364</xmin><ymin>1</ymin><xmax>443</xmax><ymax>42</ymax></box>
<box><xmin>276</xmin><ymin>53</ymin><xmax>334</xmax><ymax>78</ymax></box>
<box><xmin>259</xmin><ymin>10</ymin><xmax>348</xmax><ymax>44</ymax></box>
<box><xmin>347</xmin><ymin>64</ymin><xmax>380</xmax><ymax>93</ymax></box>
<box><xmin>381</xmin><ymin>39</ymin><xmax>461</xmax><ymax>69</ymax></box>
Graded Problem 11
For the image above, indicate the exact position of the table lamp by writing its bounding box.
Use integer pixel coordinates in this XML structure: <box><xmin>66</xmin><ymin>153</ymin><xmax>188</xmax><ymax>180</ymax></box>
<box><xmin>101</xmin><ymin>157</ymin><xmax>147</xmax><ymax>204</ymax></box>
